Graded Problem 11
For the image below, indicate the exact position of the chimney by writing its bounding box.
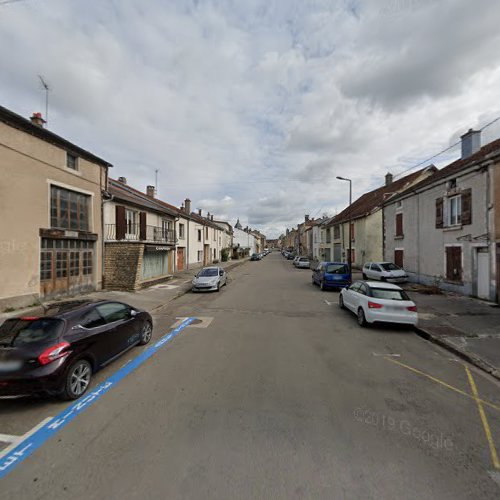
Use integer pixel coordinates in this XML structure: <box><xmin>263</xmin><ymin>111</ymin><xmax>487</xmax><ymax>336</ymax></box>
<box><xmin>180</xmin><ymin>203</ymin><xmax>185</xmax><ymax>212</ymax></box>
<box><xmin>305</xmin><ymin>214</ymin><xmax>310</xmax><ymax>222</ymax></box>
<box><xmin>30</xmin><ymin>112</ymin><xmax>46</xmax><ymax>128</ymax></box>
<box><xmin>198</xmin><ymin>209</ymin><xmax>202</xmax><ymax>216</ymax></box>
<box><xmin>461</xmin><ymin>129</ymin><xmax>481</xmax><ymax>159</ymax></box>
<box><xmin>385</xmin><ymin>172</ymin><xmax>393</xmax><ymax>186</ymax></box>
<box><xmin>117</xmin><ymin>177</ymin><xmax>127</xmax><ymax>184</ymax></box>
<box><xmin>211</xmin><ymin>215</ymin><xmax>214</xmax><ymax>221</ymax></box>
<box><xmin>146</xmin><ymin>185</ymin><xmax>155</xmax><ymax>198</ymax></box>
<box><xmin>184</xmin><ymin>198</ymin><xmax>191</xmax><ymax>214</ymax></box>
<box><xmin>207</xmin><ymin>212</ymin><xmax>211</xmax><ymax>220</ymax></box>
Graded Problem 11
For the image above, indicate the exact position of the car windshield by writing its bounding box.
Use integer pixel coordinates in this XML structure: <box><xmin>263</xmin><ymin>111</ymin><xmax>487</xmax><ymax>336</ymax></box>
<box><xmin>381</xmin><ymin>263</ymin><xmax>400</xmax><ymax>271</ymax></box>
<box><xmin>370</xmin><ymin>288</ymin><xmax>410</xmax><ymax>301</ymax></box>
<box><xmin>326</xmin><ymin>264</ymin><xmax>348</xmax><ymax>274</ymax></box>
<box><xmin>198</xmin><ymin>269</ymin><xmax>218</xmax><ymax>277</ymax></box>
<box><xmin>0</xmin><ymin>318</ymin><xmax>64</xmax><ymax>346</ymax></box>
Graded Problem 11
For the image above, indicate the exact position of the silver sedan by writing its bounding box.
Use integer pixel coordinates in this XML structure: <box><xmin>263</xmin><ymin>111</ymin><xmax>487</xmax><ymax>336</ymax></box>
<box><xmin>192</xmin><ymin>267</ymin><xmax>227</xmax><ymax>292</ymax></box>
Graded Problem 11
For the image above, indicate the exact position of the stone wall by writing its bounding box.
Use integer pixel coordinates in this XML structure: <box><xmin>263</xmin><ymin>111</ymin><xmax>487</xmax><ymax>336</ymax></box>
<box><xmin>104</xmin><ymin>242</ymin><xmax>144</xmax><ymax>291</ymax></box>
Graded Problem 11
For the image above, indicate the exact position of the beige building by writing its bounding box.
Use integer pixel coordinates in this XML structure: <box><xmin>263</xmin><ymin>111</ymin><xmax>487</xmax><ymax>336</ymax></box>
<box><xmin>0</xmin><ymin>106</ymin><xmax>111</xmax><ymax>309</ymax></box>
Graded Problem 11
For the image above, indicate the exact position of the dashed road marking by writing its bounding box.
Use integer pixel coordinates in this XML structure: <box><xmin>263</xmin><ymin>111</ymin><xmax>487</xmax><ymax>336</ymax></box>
<box><xmin>373</xmin><ymin>352</ymin><xmax>400</xmax><ymax>357</ymax></box>
<box><xmin>324</xmin><ymin>299</ymin><xmax>333</xmax><ymax>306</ymax></box>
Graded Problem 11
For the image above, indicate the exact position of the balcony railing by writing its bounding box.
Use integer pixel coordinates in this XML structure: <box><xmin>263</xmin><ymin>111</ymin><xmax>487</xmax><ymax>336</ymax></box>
<box><xmin>105</xmin><ymin>224</ymin><xmax>176</xmax><ymax>245</ymax></box>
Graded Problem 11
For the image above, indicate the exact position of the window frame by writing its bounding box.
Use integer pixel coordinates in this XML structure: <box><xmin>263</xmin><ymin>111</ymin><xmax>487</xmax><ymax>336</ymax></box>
<box><xmin>448</xmin><ymin>195</ymin><xmax>462</xmax><ymax>226</ymax></box>
<box><xmin>66</xmin><ymin>152</ymin><xmax>79</xmax><ymax>171</ymax></box>
<box><xmin>50</xmin><ymin>185</ymin><xmax>90</xmax><ymax>231</ymax></box>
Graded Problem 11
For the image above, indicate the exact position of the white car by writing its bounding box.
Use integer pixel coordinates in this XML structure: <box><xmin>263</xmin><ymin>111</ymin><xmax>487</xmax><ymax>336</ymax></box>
<box><xmin>192</xmin><ymin>267</ymin><xmax>227</xmax><ymax>292</ymax></box>
<box><xmin>362</xmin><ymin>262</ymin><xmax>408</xmax><ymax>283</ymax></box>
<box><xmin>292</xmin><ymin>256</ymin><xmax>301</xmax><ymax>265</ymax></box>
<box><xmin>339</xmin><ymin>281</ymin><xmax>418</xmax><ymax>327</ymax></box>
<box><xmin>295</xmin><ymin>257</ymin><xmax>310</xmax><ymax>269</ymax></box>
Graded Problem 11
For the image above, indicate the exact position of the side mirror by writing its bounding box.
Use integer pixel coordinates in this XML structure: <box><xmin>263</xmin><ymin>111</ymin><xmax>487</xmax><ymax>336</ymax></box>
<box><xmin>130</xmin><ymin>309</ymin><xmax>138</xmax><ymax>318</ymax></box>
<box><xmin>219</xmin><ymin>271</ymin><xmax>224</xmax><ymax>276</ymax></box>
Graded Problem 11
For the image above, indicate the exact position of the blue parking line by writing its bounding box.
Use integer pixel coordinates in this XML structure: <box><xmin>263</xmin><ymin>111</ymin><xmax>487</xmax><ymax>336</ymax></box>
<box><xmin>0</xmin><ymin>316</ymin><xmax>195</xmax><ymax>480</ymax></box>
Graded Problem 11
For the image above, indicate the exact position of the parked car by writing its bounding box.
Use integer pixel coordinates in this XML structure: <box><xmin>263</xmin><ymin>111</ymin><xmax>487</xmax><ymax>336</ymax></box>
<box><xmin>286</xmin><ymin>252</ymin><xmax>295</xmax><ymax>260</ymax></box>
<box><xmin>294</xmin><ymin>257</ymin><xmax>310</xmax><ymax>269</ymax></box>
<box><xmin>362</xmin><ymin>262</ymin><xmax>408</xmax><ymax>283</ymax></box>
<box><xmin>339</xmin><ymin>281</ymin><xmax>418</xmax><ymax>327</ymax></box>
<box><xmin>192</xmin><ymin>267</ymin><xmax>227</xmax><ymax>292</ymax></box>
<box><xmin>250</xmin><ymin>253</ymin><xmax>261</xmax><ymax>261</ymax></box>
<box><xmin>0</xmin><ymin>300</ymin><xmax>153</xmax><ymax>400</ymax></box>
<box><xmin>312</xmin><ymin>262</ymin><xmax>351</xmax><ymax>290</ymax></box>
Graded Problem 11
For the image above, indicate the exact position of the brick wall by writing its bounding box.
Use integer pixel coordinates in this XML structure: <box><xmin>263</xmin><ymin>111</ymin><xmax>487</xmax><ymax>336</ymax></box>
<box><xmin>104</xmin><ymin>242</ymin><xmax>144</xmax><ymax>291</ymax></box>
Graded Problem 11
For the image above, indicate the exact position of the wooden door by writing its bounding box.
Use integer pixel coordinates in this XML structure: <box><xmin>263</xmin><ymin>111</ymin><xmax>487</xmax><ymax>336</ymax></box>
<box><xmin>177</xmin><ymin>248</ymin><xmax>185</xmax><ymax>271</ymax></box>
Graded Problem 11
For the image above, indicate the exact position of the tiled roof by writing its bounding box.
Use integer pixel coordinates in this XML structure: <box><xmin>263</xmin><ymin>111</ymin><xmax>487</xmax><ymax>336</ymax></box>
<box><xmin>389</xmin><ymin>137</ymin><xmax>500</xmax><ymax>198</ymax></box>
<box><xmin>108</xmin><ymin>178</ymin><xmax>178</xmax><ymax>216</ymax></box>
<box><xmin>327</xmin><ymin>166</ymin><xmax>435</xmax><ymax>226</ymax></box>
<box><xmin>0</xmin><ymin>105</ymin><xmax>112</xmax><ymax>168</ymax></box>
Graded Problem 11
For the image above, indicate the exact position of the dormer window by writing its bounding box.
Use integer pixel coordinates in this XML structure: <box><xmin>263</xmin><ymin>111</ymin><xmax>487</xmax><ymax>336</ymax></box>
<box><xmin>447</xmin><ymin>178</ymin><xmax>457</xmax><ymax>190</ymax></box>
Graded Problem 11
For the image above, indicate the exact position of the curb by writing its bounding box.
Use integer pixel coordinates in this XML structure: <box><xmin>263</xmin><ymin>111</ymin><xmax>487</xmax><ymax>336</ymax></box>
<box><xmin>414</xmin><ymin>326</ymin><xmax>500</xmax><ymax>381</ymax></box>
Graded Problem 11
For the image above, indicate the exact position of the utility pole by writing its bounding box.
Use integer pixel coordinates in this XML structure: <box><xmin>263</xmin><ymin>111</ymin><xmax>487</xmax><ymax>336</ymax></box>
<box><xmin>38</xmin><ymin>75</ymin><xmax>51</xmax><ymax>127</ymax></box>
<box><xmin>336</xmin><ymin>176</ymin><xmax>353</xmax><ymax>283</ymax></box>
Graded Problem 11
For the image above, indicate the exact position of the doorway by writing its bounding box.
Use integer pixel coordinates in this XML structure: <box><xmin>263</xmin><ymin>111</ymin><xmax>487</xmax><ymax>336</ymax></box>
<box><xmin>476</xmin><ymin>247</ymin><xmax>489</xmax><ymax>300</ymax></box>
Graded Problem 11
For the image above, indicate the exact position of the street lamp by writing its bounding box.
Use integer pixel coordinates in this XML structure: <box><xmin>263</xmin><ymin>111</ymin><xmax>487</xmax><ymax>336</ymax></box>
<box><xmin>336</xmin><ymin>176</ymin><xmax>352</xmax><ymax>283</ymax></box>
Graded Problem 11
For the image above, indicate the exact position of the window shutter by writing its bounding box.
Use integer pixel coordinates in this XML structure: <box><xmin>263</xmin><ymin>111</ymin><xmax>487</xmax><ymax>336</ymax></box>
<box><xmin>139</xmin><ymin>211</ymin><xmax>147</xmax><ymax>240</ymax></box>
<box><xmin>115</xmin><ymin>205</ymin><xmax>126</xmax><ymax>240</ymax></box>
<box><xmin>461</xmin><ymin>189</ymin><xmax>472</xmax><ymax>225</ymax></box>
<box><xmin>435</xmin><ymin>197</ymin><xmax>444</xmax><ymax>228</ymax></box>
<box><xmin>395</xmin><ymin>213</ymin><xmax>403</xmax><ymax>236</ymax></box>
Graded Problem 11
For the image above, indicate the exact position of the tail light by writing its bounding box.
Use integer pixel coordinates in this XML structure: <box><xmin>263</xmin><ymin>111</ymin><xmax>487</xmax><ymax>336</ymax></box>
<box><xmin>38</xmin><ymin>342</ymin><xmax>71</xmax><ymax>366</ymax></box>
<box><xmin>368</xmin><ymin>301</ymin><xmax>383</xmax><ymax>309</ymax></box>
<box><xmin>407</xmin><ymin>305</ymin><xmax>418</xmax><ymax>312</ymax></box>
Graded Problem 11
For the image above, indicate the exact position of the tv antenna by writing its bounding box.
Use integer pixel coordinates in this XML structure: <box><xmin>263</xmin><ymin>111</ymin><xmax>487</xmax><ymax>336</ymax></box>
<box><xmin>155</xmin><ymin>168</ymin><xmax>159</xmax><ymax>195</ymax></box>
<box><xmin>38</xmin><ymin>75</ymin><xmax>51</xmax><ymax>127</ymax></box>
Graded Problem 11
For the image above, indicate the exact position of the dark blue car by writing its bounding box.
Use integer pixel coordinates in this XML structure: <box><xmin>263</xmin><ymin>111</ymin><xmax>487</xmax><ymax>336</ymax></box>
<box><xmin>312</xmin><ymin>262</ymin><xmax>351</xmax><ymax>291</ymax></box>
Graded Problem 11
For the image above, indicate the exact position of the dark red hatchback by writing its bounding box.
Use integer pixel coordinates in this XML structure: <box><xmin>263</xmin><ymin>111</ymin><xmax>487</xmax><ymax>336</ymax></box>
<box><xmin>0</xmin><ymin>300</ymin><xmax>153</xmax><ymax>400</ymax></box>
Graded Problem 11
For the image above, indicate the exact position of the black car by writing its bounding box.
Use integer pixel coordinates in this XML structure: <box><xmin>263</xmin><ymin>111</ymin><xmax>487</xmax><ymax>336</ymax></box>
<box><xmin>0</xmin><ymin>300</ymin><xmax>153</xmax><ymax>400</ymax></box>
<box><xmin>250</xmin><ymin>253</ymin><xmax>261</xmax><ymax>261</ymax></box>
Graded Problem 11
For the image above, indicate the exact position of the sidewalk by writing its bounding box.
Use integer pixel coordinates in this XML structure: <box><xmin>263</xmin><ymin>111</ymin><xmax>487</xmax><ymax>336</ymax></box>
<box><xmin>0</xmin><ymin>259</ymin><xmax>247</xmax><ymax>321</ymax></box>
<box><xmin>406</xmin><ymin>287</ymin><xmax>500</xmax><ymax>380</ymax></box>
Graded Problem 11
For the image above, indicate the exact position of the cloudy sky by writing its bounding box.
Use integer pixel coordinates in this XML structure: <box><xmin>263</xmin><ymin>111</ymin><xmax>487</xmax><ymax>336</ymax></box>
<box><xmin>2</xmin><ymin>0</ymin><xmax>500</xmax><ymax>238</ymax></box>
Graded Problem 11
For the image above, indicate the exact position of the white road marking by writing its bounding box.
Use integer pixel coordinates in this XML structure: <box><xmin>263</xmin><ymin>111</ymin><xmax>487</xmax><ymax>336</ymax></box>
<box><xmin>372</xmin><ymin>352</ymin><xmax>401</xmax><ymax>357</ymax></box>
<box><xmin>324</xmin><ymin>299</ymin><xmax>333</xmax><ymax>306</ymax></box>
<box><xmin>151</xmin><ymin>284</ymin><xmax>179</xmax><ymax>290</ymax></box>
<box><xmin>0</xmin><ymin>417</ymin><xmax>53</xmax><ymax>460</ymax></box>
<box><xmin>171</xmin><ymin>317</ymin><xmax>214</xmax><ymax>329</ymax></box>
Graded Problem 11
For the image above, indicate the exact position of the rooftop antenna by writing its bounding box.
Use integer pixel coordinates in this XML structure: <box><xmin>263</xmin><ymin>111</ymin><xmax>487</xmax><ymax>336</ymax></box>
<box><xmin>38</xmin><ymin>75</ymin><xmax>51</xmax><ymax>127</ymax></box>
<box><xmin>155</xmin><ymin>169</ymin><xmax>159</xmax><ymax>196</ymax></box>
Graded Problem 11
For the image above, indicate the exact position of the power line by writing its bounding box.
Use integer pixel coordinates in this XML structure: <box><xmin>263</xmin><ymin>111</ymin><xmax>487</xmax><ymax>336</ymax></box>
<box><xmin>394</xmin><ymin>113</ymin><xmax>500</xmax><ymax>179</ymax></box>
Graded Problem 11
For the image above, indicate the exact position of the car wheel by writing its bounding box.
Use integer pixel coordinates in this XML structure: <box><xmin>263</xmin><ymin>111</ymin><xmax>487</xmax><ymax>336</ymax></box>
<box><xmin>362</xmin><ymin>273</ymin><xmax>367</xmax><ymax>279</ymax></box>
<box><xmin>339</xmin><ymin>294</ymin><xmax>345</xmax><ymax>309</ymax></box>
<box><xmin>138</xmin><ymin>321</ymin><xmax>153</xmax><ymax>345</ymax></box>
<box><xmin>61</xmin><ymin>359</ymin><xmax>92</xmax><ymax>400</ymax></box>
<box><xmin>320</xmin><ymin>280</ymin><xmax>325</xmax><ymax>291</ymax></box>
<box><xmin>357</xmin><ymin>308</ymin><xmax>367</xmax><ymax>327</ymax></box>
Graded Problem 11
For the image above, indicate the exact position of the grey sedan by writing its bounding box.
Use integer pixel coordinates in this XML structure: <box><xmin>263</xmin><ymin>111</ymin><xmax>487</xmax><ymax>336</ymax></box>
<box><xmin>192</xmin><ymin>267</ymin><xmax>227</xmax><ymax>292</ymax></box>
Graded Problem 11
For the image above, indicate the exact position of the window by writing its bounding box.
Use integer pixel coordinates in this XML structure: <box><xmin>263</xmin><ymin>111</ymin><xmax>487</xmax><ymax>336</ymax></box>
<box><xmin>325</xmin><ymin>264</ymin><xmax>348</xmax><ymax>274</ymax></box>
<box><xmin>448</xmin><ymin>195</ymin><xmax>462</xmax><ymax>226</ymax></box>
<box><xmin>395</xmin><ymin>213</ymin><xmax>403</xmax><ymax>237</ymax></box>
<box><xmin>82</xmin><ymin>251</ymin><xmax>92</xmax><ymax>275</ymax></box>
<box><xmin>40</xmin><ymin>251</ymin><xmax>52</xmax><ymax>280</ymax></box>
<box><xmin>96</xmin><ymin>303</ymin><xmax>130</xmax><ymax>323</ymax></box>
<box><xmin>179</xmin><ymin>224</ymin><xmax>185</xmax><ymax>239</ymax></box>
<box><xmin>213</xmin><ymin>248</ymin><xmax>216</xmax><ymax>259</ymax></box>
<box><xmin>56</xmin><ymin>251</ymin><xmax>68</xmax><ymax>278</ymax></box>
<box><xmin>0</xmin><ymin>318</ymin><xmax>64</xmax><ymax>346</ymax></box>
<box><xmin>50</xmin><ymin>186</ymin><xmax>90</xmax><ymax>231</ymax></box>
<box><xmin>371</xmin><ymin>264</ymin><xmax>382</xmax><ymax>272</ymax></box>
<box><xmin>66</xmin><ymin>152</ymin><xmax>78</xmax><ymax>170</ymax></box>
<box><xmin>213</xmin><ymin>230</ymin><xmax>216</xmax><ymax>241</ymax></box>
<box><xmin>447</xmin><ymin>178</ymin><xmax>457</xmax><ymax>190</ymax></box>
<box><xmin>198</xmin><ymin>230</ymin><xmax>202</xmax><ymax>242</ymax></box>
<box><xmin>326</xmin><ymin>228</ymin><xmax>331</xmax><ymax>243</ymax></box>
<box><xmin>370</xmin><ymin>288</ymin><xmax>409</xmax><ymax>301</ymax></box>
<box><xmin>197</xmin><ymin>250</ymin><xmax>203</xmax><ymax>262</ymax></box>
<box><xmin>333</xmin><ymin>225</ymin><xmax>340</xmax><ymax>240</ymax></box>
<box><xmin>69</xmin><ymin>251</ymin><xmax>80</xmax><ymax>276</ymax></box>
<box><xmin>79</xmin><ymin>308</ymin><xmax>106</xmax><ymax>329</ymax></box>
<box><xmin>125</xmin><ymin>209</ymin><xmax>138</xmax><ymax>237</ymax></box>
<box><xmin>205</xmin><ymin>227</ymin><xmax>209</xmax><ymax>239</ymax></box>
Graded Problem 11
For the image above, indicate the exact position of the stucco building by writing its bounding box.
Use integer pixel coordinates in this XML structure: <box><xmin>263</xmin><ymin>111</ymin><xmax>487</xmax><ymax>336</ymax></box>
<box><xmin>384</xmin><ymin>130</ymin><xmax>500</xmax><ymax>301</ymax></box>
<box><xmin>0</xmin><ymin>106</ymin><xmax>112</xmax><ymax>309</ymax></box>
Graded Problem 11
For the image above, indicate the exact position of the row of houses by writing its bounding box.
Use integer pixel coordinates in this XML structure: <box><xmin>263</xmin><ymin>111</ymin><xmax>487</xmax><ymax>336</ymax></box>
<box><xmin>281</xmin><ymin>129</ymin><xmax>500</xmax><ymax>303</ymax></box>
<box><xmin>0</xmin><ymin>105</ymin><xmax>266</xmax><ymax>310</ymax></box>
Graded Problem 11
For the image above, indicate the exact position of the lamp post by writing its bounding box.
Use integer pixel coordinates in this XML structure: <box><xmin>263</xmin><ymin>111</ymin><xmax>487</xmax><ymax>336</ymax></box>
<box><xmin>336</xmin><ymin>176</ymin><xmax>352</xmax><ymax>283</ymax></box>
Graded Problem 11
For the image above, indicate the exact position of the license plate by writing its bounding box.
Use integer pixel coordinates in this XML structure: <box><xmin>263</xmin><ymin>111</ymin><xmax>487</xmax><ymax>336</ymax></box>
<box><xmin>0</xmin><ymin>360</ymin><xmax>22</xmax><ymax>372</ymax></box>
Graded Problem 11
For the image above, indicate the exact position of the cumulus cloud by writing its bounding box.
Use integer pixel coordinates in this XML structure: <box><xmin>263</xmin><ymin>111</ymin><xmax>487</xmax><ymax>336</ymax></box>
<box><xmin>1</xmin><ymin>0</ymin><xmax>500</xmax><ymax>238</ymax></box>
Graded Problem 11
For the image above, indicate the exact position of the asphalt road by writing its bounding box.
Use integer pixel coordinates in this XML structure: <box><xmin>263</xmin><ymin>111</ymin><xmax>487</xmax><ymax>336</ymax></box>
<box><xmin>1</xmin><ymin>253</ymin><xmax>500</xmax><ymax>499</ymax></box>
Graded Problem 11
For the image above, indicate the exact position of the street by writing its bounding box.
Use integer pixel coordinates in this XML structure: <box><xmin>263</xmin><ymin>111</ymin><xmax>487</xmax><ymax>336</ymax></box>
<box><xmin>1</xmin><ymin>252</ymin><xmax>500</xmax><ymax>499</ymax></box>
